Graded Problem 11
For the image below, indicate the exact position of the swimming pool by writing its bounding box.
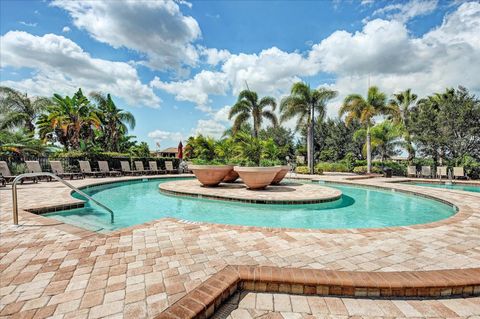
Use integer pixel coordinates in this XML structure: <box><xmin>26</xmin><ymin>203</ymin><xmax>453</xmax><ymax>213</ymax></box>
<box><xmin>406</xmin><ymin>182</ymin><xmax>480</xmax><ymax>193</ymax></box>
<box><xmin>45</xmin><ymin>178</ymin><xmax>456</xmax><ymax>232</ymax></box>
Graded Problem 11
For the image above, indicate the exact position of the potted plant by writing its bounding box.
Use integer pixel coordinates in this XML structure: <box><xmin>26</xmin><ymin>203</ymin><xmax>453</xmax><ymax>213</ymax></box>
<box><xmin>189</xmin><ymin>159</ymin><xmax>233</xmax><ymax>187</ymax></box>
<box><xmin>234</xmin><ymin>159</ymin><xmax>281</xmax><ymax>190</ymax></box>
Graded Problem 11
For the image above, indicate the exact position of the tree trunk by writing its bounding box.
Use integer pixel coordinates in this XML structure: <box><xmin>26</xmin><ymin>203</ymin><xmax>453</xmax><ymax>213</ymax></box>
<box><xmin>366</xmin><ymin>125</ymin><xmax>371</xmax><ymax>174</ymax></box>
<box><xmin>308</xmin><ymin>106</ymin><xmax>315</xmax><ymax>174</ymax></box>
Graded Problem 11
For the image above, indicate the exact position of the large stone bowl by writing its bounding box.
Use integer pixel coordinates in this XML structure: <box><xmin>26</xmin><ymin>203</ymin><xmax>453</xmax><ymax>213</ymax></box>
<box><xmin>223</xmin><ymin>170</ymin><xmax>239</xmax><ymax>183</ymax></box>
<box><xmin>271</xmin><ymin>165</ymin><xmax>290</xmax><ymax>185</ymax></box>
<box><xmin>234</xmin><ymin>166</ymin><xmax>282</xmax><ymax>190</ymax></box>
<box><xmin>190</xmin><ymin>165</ymin><xmax>233</xmax><ymax>187</ymax></box>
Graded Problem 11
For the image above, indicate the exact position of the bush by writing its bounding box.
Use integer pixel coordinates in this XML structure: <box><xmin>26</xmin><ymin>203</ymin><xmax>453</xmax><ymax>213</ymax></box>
<box><xmin>457</xmin><ymin>155</ymin><xmax>480</xmax><ymax>179</ymax></box>
<box><xmin>353</xmin><ymin>166</ymin><xmax>383</xmax><ymax>174</ymax></box>
<box><xmin>315</xmin><ymin>162</ymin><xmax>350</xmax><ymax>172</ymax></box>
<box><xmin>375</xmin><ymin>161</ymin><xmax>407</xmax><ymax>176</ymax></box>
<box><xmin>295</xmin><ymin>166</ymin><xmax>310</xmax><ymax>174</ymax></box>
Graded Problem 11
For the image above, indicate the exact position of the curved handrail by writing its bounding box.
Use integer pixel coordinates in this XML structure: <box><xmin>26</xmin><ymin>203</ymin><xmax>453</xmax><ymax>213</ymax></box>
<box><xmin>12</xmin><ymin>172</ymin><xmax>114</xmax><ymax>225</ymax></box>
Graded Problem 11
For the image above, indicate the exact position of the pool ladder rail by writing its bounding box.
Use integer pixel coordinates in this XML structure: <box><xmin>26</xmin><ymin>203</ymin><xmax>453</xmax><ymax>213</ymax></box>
<box><xmin>11</xmin><ymin>172</ymin><xmax>115</xmax><ymax>225</ymax></box>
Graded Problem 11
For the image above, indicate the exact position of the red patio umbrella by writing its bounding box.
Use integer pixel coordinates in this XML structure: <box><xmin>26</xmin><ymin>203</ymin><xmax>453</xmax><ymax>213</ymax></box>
<box><xmin>177</xmin><ymin>141</ymin><xmax>183</xmax><ymax>159</ymax></box>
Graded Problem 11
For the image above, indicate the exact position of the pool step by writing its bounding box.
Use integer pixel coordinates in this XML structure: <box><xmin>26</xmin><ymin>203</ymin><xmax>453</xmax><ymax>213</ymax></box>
<box><xmin>50</xmin><ymin>213</ymin><xmax>116</xmax><ymax>232</ymax></box>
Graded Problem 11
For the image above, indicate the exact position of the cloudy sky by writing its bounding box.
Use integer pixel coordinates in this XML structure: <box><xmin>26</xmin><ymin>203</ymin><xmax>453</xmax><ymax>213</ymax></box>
<box><xmin>1</xmin><ymin>0</ymin><xmax>479</xmax><ymax>149</ymax></box>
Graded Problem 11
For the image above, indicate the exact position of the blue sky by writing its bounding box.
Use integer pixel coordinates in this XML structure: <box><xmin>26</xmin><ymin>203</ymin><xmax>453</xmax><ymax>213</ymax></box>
<box><xmin>1</xmin><ymin>0</ymin><xmax>479</xmax><ymax>150</ymax></box>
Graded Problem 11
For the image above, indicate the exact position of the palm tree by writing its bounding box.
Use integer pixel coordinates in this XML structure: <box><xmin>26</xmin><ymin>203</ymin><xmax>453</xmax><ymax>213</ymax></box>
<box><xmin>228</xmin><ymin>90</ymin><xmax>277</xmax><ymax>138</ymax></box>
<box><xmin>90</xmin><ymin>92</ymin><xmax>136</xmax><ymax>152</ymax></box>
<box><xmin>339</xmin><ymin>86</ymin><xmax>388</xmax><ymax>173</ymax></box>
<box><xmin>280</xmin><ymin>82</ymin><xmax>338</xmax><ymax>174</ymax></box>
<box><xmin>0</xmin><ymin>86</ymin><xmax>50</xmax><ymax>133</ymax></box>
<box><xmin>37</xmin><ymin>89</ymin><xmax>101</xmax><ymax>150</ymax></box>
<box><xmin>0</xmin><ymin>130</ymin><xmax>49</xmax><ymax>156</ymax></box>
<box><xmin>354</xmin><ymin>121</ymin><xmax>402</xmax><ymax>162</ymax></box>
<box><xmin>387</xmin><ymin>89</ymin><xmax>417</xmax><ymax>161</ymax></box>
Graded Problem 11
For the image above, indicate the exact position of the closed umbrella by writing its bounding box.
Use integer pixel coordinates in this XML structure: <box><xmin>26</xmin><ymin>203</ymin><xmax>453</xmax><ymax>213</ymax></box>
<box><xmin>177</xmin><ymin>141</ymin><xmax>183</xmax><ymax>159</ymax></box>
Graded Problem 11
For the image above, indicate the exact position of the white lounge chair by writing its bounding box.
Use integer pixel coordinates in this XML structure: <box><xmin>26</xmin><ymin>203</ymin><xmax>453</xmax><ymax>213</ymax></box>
<box><xmin>148</xmin><ymin>161</ymin><xmax>165</xmax><ymax>175</ymax></box>
<box><xmin>120</xmin><ymin>161</ymin><xmax>140</xmax><ymax>175</ymax></box>
<box><xmin>164</xmin><ymin>161</ymin><xmax>177</xmax><ymax>174</ymax></box>
<box><xmin>407</xmin><ymin>166</ymin><xmax>417</xmax><ymax>177</ymax></box>
<box><xmin>420</xmin><ymin>166</ymin><xmax>431</xmax><ymax>178</ymax></box>
<box><xmin>436</xmin><ymin>166</ymin><xmax>448</xmax><ymax>179</ymax></box>
<box><xmin>453</xmin><ymin>167</ymin><xmax>467</xmax><ymax>179</ymax></box>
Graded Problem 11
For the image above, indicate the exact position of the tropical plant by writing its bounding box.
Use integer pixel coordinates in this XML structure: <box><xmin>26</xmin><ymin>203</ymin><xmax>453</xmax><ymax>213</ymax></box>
<box><xmin>339</xmin><ymin>86</ymin><xmax>388</xmax><ymax>173</ymax></box>
<box><xmin>129</xmin><ymin>141</ymin><xmax>150</xmax><ymax>157</ymax></box>
<box><xmin>0</xmin><ymin>130</ymin><xmax>49</xmax><ymax>155</ymax></box>
<box><xmin>229</xmin><ymin>90</ymin><xmax>277</xmax><ymax>138</ymax></box>
<box><xmin>0</xmin><ymin>86</ymin><xmax>50</xmax><ymax>133</ymax></box>
<box><xmin>185</xmin><ymin>135</ymin><xmax>217</xmax><ymax>161</ymax></box>
<box><xmin>387</xmin><ymin>89</ymin><xmax>417</xmax><ymax>161</ymax></box>
<box><xmin>90</xmin><ymin>92</ymin><xmax>136</xmax><ymax>152</ymax></box>
<box><xmin>37</xmin><ymin>89</ymin><xmax>101</xmax><ymax>150</ymax></box>
<box><xmin>232</xmin><ymin>131</ymin><xmax>263</xmax><ymax>166</ymax></box>
<box><xmin>354</xmin><ymin>121</ymin><xmax>402</xmax><ymax>162</ymax></box>
<box><xmin>280</xmin><ymin>82</ymin><xmax>337</xmax><ymax>174</ymax></box>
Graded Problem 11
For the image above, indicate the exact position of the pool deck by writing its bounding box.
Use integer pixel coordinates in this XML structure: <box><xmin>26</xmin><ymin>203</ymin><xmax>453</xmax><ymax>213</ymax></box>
<box><xmin>0</xmin><ymin>174</ymin><xmax>479</xmax><ymax>318</ymax></box>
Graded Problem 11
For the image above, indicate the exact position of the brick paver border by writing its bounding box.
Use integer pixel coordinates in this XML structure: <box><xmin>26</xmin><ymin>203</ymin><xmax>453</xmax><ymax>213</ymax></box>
<box><xmin>157</xmin><ymin>265</ymin><xmax>480</xmax><ymax>319</ymax></box>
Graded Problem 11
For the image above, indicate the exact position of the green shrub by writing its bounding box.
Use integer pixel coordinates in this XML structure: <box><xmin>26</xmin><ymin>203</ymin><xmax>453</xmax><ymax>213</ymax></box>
<box><xmin>295</xmin><ymin>166</ymin><xmax>310</xmax><ymax>174</ymax></box>
<box><xmin>375</xmin><ymin>161</ymin><xmax>407</xmax><ymax>176</ymax></box>
<box><xmin>457</xmin><ymin>155</ymin><xmax>480</xmax><ymax>179</ymax></box>
<box><xmin>259</xmin><ymin>159</ymin><xmax>282</xmax><ymax>167</ymax></box>
<box><xmin>353</xmin><ymin>166</ymin><xmax>383</xmax><ymax>174</ymax></box>
<box><xmin>315</xmin><ymin>162</ymin><xmax>350</xmax><ymax>172</ymax></box>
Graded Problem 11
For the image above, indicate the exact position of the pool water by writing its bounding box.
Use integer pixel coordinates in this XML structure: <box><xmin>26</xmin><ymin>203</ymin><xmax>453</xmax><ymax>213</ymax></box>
<box><xmin>407</xmin><ymin>182</ymin><xmax>480</xmax><ymax>193</ymax></box>
<box><xmin>45</xmin><ymin>178</ymin><xmax>456</xmax><ymax>232</ymax></box>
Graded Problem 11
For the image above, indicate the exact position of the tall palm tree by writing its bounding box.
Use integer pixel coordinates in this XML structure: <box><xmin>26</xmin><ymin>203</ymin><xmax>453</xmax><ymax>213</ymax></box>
<box><xmin>354</xmin><ymin>120</ymin><xmax>402</xmax><ymax>162</ymax></box>
<box><xmin>280</xmin><ymin>82</ymin><xmax>338</xmax><ymax>174</ymax></box>
<box><xmin>0</xmin><ymin>86</ymin><xmax>50</xmax><ymax>133</ymax></box>
<box><xmin>339</xmin><ymin>86</ymin><xmax>388</xmax><ymax>173</ymax></box>
<box><xmin>387</xmin><ymin>89</ymin><xmax>417</xmax><ymax>161</ymax></box>
<box><xmin>37</xmin><ymin>89</ymin><xmax>101</xmax><ymax>150</ymax></box>
<box><xmin>228</xmin><ymin>90</ymin><xmax>277</xmax><ymax>138</ymax></box>
<box><xmin>90</xmin><ymin>92</ymin><xmax>136</xmax><ymax>152</ymax></box>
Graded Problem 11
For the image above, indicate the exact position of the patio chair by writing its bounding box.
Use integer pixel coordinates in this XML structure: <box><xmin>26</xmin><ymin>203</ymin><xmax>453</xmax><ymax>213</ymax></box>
<box><xmin>78</xmin><ymin>161</ymin><xmax>104</xmax><ymax>178</ymax></box>
<box><xmin>148</xmin><ymin>161</ymin><xmax>165</xmax><ymax>175</ymax></box>
<box><xmin>407</xmin><ymin>166</ymin><xmax>417</xmax><ymax>177</ymax></box>
<box><xmin>436</xmin><ymin>166</ymin><xmax>448</xmax><ymax>179</ymax></box>
<box><xmin>0</xmin><ymin>161</ymin><xmax>37</xmax><ymax>184</ymax></box>
<box><xmin>98</xmin><ymin>161</ymin><xmax>122</xmax><ymax>177</ymax></box>
<box><xmin>0</xmin><ymin>175</ymin><xmax>5</xmax><ymax>187</ymax></box>
<box><xmin>420</xmin><ymin>166</ymin><xmax>432</xmax><ymax>178</ymax></box>
<box><xmin>133</xmin><ymin>161</ymin><xmax>150</xmax><ymax>175</ymax></box>
<box><xmin>164</xmin><ymin>161</ymin><xmax>177</xmax><ymax>174</ymax></box>
<box><xmin>453</xmin><ymin>166</ymin><xmax>468</xmax><ymax>179</ymax></box>
<box><xmin>50</xmin><ymin>161</ymin><xmax>83</xmax><ymax>180</ymax></box>
<box><xmin>120</xmin><ymin>161</ymin><xmax>140</xmax><ymax>176</ymax></box>
<box><xmin>25</xmin><ymin>161</ymin><xmax>52</xmax><ymax>181</ymax></box>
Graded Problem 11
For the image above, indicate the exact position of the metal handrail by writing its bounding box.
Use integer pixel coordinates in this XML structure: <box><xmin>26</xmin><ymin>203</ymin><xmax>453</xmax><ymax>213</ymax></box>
<box><xmin>12</xmin><ymin>172</ymin><xmax>114</xmax><ymax>225</ymax></box>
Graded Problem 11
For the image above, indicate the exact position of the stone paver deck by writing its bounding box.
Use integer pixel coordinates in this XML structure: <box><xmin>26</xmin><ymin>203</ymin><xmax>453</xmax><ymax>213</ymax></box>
<box><xmin>0</xmin><ymin>174</ymin><xmax>479</xmax><ymax>318</ymax></box>
<box><xmin>159</xmin><ymin>179</ymin><xmax>341</xmax><ymax>204</ymax></box>
<box><xmin>213</xmin><ymin>291</ymin><xmax>480</xmax><ymax>318</ymax></box>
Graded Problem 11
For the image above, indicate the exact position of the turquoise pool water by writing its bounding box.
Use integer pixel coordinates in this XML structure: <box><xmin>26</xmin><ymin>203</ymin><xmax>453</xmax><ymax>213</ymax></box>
<box><xmin>407</xmin><ymin>182</ymin><xmax>480</xmax><ymax>193</ymax></box>
<box><xmin>45</xmin><ymin>178</ymin><xmax>456</xmax><ymax>232</ymax></box>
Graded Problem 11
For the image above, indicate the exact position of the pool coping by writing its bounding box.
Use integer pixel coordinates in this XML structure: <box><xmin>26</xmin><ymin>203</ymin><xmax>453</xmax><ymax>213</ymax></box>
<box><xmin>156</xmin><ymin>265</ymin><xmax>480</xmax><ymax>319</ymax></box>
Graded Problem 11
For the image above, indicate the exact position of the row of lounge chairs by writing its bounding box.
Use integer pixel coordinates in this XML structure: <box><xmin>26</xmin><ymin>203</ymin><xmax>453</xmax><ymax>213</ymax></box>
<box><xmin>0</xmin><ymin>160</ymin><xmax>178</xmax><ymax>185</ymax></box>
<box><xmin>407</xmin><ymin>166</ymin><xmax>467</xmax><ymax>179</ymax></box>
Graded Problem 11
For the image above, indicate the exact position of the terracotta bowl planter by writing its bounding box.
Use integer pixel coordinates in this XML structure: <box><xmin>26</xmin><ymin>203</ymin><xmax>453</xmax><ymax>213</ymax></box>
<box><xmin>190</xmin><ymin>165</ymin><xmax>233</xmax><ymax>187</ymax></box>
<box><xmin>223</xmin><ymin>170</ymin><xmax>239</xmax><ymax>183</ymax></box>
<box><xmin>271</xmin><ymin>165</ymin><xmax>290</xmax><ymax>185</ymax></box>
<box><xmin>234</xmin><ymin>166</ymin><xmax>282</xmax><ymax>190</ymax></box>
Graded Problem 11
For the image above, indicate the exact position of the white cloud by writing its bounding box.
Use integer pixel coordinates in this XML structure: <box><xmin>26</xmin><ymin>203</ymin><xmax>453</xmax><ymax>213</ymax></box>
<box><xmin>148</xmin><ymin>130</ymin><xmax>183</xmax><ymax>144</ymax></box>
<box><xmin>192</xmin><ymin>119</ymin><xmax>226</xmax><ymax>138</ymax></box>
<box><xmin>213</xmin><ymin>105</ymin><xmax>231</xmax><ymax>122</ymax></box>
<box><xmin>0</xmin><ymin>31</ymin><xmax>161</xmax><ymax>108</ymax></box>
<box><xmin>51</xmin><ymin>0</ymin><xmax>201</xmax><ymax>71</ymax></box>
<box><xmin>199</xmin><ymin>47</ymin><xmax>231</xmax><ymax>66</ymax></box>
<box><xmin>62</xmin><ymin>26</ymin><xmax>70</xmax><ymax>32</ymax></box>
<box><xmin>372</xmin><ymin>0</ymin><xmax>438</xmax><ymax>23</ymax></box>
<box><xmin>19</xmin><ymin>21</ymin><xmax>37</xmax><ymax>27</ymax></box>
<box><xmin>150</xmin><ymin>70</ymin><xmax>228</xmax><ymax>108</ymax></box>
